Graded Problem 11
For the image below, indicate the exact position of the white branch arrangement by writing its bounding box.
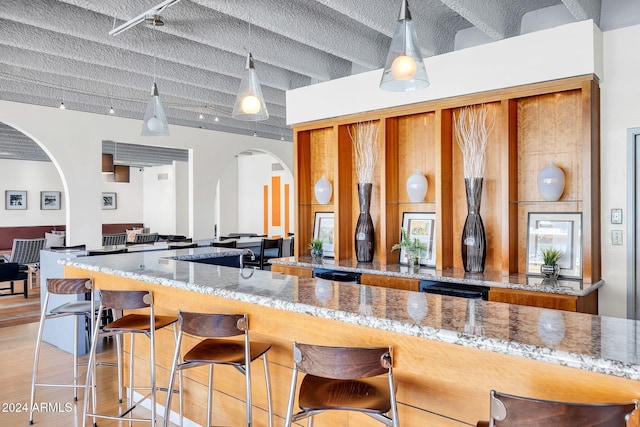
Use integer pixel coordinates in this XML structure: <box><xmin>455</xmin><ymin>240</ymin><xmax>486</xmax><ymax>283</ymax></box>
<box><xmin>454</xmin><ymin>104</ymin><xmax>495</xmax><ymax>179</ymax></box>
<box><xmin>348</xmin><ymin>121</ymin><xmax>379</xmax><ymax>183</ymax></box>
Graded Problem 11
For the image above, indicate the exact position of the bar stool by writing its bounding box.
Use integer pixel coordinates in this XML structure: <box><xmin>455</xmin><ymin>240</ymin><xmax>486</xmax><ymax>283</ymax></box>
<box><xmin>164</xmin><ymin>311</ymin><xmax>273</xmax><ymax>427</ymax></box>
<box><xmin>284</xmin><ymin>342</ymin><xmax>399</xmax><ymax>427</ymax></box>
<box><xmin>476</xmin><ymin>390</ymin><xmax>639</xmax><ymax>427</ymax></box>
<box><xmin>83</xmin><ymin>290</ymin><xmax>177</xmax><ymax>427</ymax></box>
<box><xmin>30</xmin><ymin>278</ymin><xmax>114</xmax><ymax>425</ymax></box>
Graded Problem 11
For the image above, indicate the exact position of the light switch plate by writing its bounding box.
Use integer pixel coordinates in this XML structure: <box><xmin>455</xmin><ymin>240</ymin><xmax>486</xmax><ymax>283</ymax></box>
<box><xmin>611</xmin><ymin>208</ymin><xmax>623</xmax><ymax>224</ymax></box>
<box><xmin>612</xmin><ymin>230</ymin><xmax>623</xmax><ymax>245</ymax></box>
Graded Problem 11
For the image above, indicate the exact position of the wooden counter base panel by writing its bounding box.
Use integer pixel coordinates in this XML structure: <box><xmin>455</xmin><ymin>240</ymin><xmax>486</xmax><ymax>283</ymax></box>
<box><xmin>490</xmin><ymin>287</ymin><xmax>598</xmax><ymax>314</ymax></box>
<box><xmin>66</xmin><ymin>267</ymin><xmax>639</xmax><ymax>427</ymax></box>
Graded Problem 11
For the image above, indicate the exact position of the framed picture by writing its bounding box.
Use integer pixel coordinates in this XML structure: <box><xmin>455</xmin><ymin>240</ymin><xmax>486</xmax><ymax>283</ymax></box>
<box><xmin>526</xmin><ymin>212</ymin><xmax>582</xmax><ymax>279</ymax></box>
<box><xmin>399</xmin><ymin>212</ymin><xmax>436</xmax><ymax>267</ymax></box>
<box><xmin>40</xmin><ymin>191</ymin><xmax>61</xmax><ymax>210</ymax></box>
<box><xmin>102</xmin><ymin>192</ymin><xmax>117</xmax><ymax>210</ymax></box>
<box><xmin>313</xmin><ymin>212</ymin><xmax>334</xmax><ymax>258</ymax></box>
<box><xmin>5</xmin><ymin>190</ymin><xmax>27</xmax><ymax>210</ymax></box>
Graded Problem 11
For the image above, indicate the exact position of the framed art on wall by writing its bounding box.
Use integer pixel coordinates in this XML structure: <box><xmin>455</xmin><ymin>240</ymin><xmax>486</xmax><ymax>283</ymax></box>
<box><xmin>526</xmin><ymin>212</ymin><xmax>582</xmax><ymax>279</ymax></box>
<box><xmin>102</xmin><ymin>192</ymin><xmax>117</xmax><ymax>210</ymax></box>
<box><xmin>313</xmin><ymin>212</ymin><xmax>334</xmax><ymax>258</ymax></box>
<box><xmin>41</xmin><ymin>191</ymin><xmax>61</xmax><ymax>210</ymax></box>
<box><xmin>5</xmin><ymin>190</ymin><xmax>27</xmax><ymax>210</ymax></box>
<box><xmin>399</xmin><ymin>212</ymin><xmax>436</xmax><ymax>267</ymax></box>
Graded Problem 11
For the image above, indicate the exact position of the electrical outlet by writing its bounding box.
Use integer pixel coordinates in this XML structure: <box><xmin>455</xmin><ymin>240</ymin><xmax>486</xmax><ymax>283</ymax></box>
<box><xmin>612</xmin><ymin>230</ymin><xmax>623</xmax><ymax>245</ymax></box>
<box><xmin>611</xmin><ymin>208</ymin><xmax>623</xmax><ymax>224</ymax></box>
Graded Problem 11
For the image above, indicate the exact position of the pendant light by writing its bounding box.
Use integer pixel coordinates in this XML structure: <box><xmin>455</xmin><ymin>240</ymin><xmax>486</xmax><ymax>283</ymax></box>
<box><xmin>141</xmin><ymin>19</ymin><xmax>169</xmax><ymax>136</ymax></box>
<box><xmin>232</xmin><ymin>2</ymin><xmax>268</xmax><ymax>121</ymax></box>
<box><xmin>380</xmin><ymin>0</ymin><xmax>429</xmax><ymax>92</ymax></box>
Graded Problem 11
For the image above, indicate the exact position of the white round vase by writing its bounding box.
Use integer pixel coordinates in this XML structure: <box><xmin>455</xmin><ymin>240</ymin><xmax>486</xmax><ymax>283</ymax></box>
<box><xmin>406</xmin><ymin>170</ymin><xmax>428</xmax><ymax>202</ymax></box>
<box><xmin>314</xmin><ymin>176</ymin><xmax>332</xmax><ymax>204</ymax></box>
<box><xmin>537</xmin><ymin>161</ymin><xmax>565</xmax><ymax>201</ymax></box>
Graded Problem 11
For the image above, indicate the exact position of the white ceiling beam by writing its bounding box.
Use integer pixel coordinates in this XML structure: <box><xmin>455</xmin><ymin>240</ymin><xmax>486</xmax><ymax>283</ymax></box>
<box><xmin>189</xmin><ymin>0</ymin><xmax>389</xmax><ymax>70</ymax></box>
<box><xmin>0</xmin><ymin>41</ymin><xmax>286</xmax><ymax>107</ymax></box>
<box><xmin>437</xmin><ymin>0</ymin><xmax>515</xmax><ymax>40</ymax></box>
<box><xmin>313</xmin><ymin>0</ymin><xmax>467</xmax><ymax>57</ymax></box>
<box><xmin>0</xmin><ymin>0</ymin><xmax>309</xmax><ymax>91</ymax></box>
<box><xmin>561</xmin><ymin>0</ymin><xmax>602</xmax><ymax>25</ymax></box>
<box><xmin>57</xmin><ymin>0</ymin><xmax>351</xmax><ymax>81</ymax></box>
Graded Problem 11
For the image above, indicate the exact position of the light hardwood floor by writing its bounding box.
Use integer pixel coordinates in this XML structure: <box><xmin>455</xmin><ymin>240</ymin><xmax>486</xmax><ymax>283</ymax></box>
<box><xmin>0</xmin><ymin>322</ymin><xmax>177</xmax><ymax>426</ymax></box>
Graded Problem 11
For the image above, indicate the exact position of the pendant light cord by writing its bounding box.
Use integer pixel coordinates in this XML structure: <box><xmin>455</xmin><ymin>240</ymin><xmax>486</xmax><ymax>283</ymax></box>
<box><xmin>248</xmin><ymin>0</ymin><xmax>253</xmax><ymax>53</ymax></box>
<box><xmin>153</xmin><ymin>19</ymin><xmax>157</xmax><ymax>83</ymax></box>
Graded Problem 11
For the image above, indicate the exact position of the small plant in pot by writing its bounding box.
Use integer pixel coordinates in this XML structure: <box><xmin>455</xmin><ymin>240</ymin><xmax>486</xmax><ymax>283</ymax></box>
<box><xmin>309</xmin><ymin>238</ymin><xmax>324</xmax><ymax>260</ymax></box>
<box><xmin>392</xmin><ymin>228</ymin><xmax>427</xmax><ymax>269</ymax></box>
<box><xmin>540</xmin><ymin>248</ymin><xmax>563</xmax><ymax>279</ymax></box>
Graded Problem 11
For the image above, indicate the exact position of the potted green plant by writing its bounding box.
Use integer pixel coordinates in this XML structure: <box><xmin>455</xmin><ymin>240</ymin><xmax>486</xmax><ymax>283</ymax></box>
<box><xmin>540</xmin><ymin>248</ymin><xmax>563</xmax><ymax>279</ymax></box>
<box><xmin>392</xmin><ymin>228</ymin><xmax>427</xmax><ymax>268</ymax></box>
<box><xmin>309</xmin><ymin>238</ymin><xmax>324</xmax><ymax>260</ymax></box>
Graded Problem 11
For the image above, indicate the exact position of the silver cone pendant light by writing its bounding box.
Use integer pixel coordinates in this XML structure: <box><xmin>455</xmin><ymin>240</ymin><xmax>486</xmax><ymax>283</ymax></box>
<box><xmin>141</xmin><ymin>82</ymin><xmax>169</xmax><ymax>136</ymax></box>
<box><xmin>232</xmin><ymin>53</ymin><xmax>269</xmax><ymax>121</ymax></box>
<box><xmin>380</xmin><ymin>0</ymin><xmax>429</xmax><ymax>92</ymax></box>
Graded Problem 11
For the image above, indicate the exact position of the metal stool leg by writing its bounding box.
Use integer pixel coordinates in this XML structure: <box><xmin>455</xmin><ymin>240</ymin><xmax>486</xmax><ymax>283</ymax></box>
<box><xmin>207</xmin><ymin>365</ymin><xmax>213</xmax><ymax>427</ymax></box>
<box><xmin>28</xmin><ymin>293</ymin><xmax>49</xmax><ymax>424</ymax></box>
<box><xmin>263</xmin><ymin>353</ymin><xmax>273</xmax><ymax>427</ymax></box>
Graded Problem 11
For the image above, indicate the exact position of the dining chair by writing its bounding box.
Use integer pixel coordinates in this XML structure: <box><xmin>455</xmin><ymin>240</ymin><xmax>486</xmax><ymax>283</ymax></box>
<box><xmin>244</xmin><ymin>238</ymin><xmax>283</xmax><ymax>270</ymax></box>
<box><xmin>102</xmin><ymin>233</ymin><xmax>127</xmax><ymax>246</ymax></box>
<box><xmin>210</xmin><ymin>240</ymin><xmax>238</xmax><ymax>248</ymax></box>
<box><xmin>3</xmin><ymin>238</ymin><xmax>46</xmax><ymax>289</ymax></box>
<box><xmin>0</xmin><ymin>262</ymin><xmax>28</xmax><ymax>298</ymax></box>
<box><xmin>131</xmin><ymin>232</ymin><xmax>159</xmax><ymax>244</ymax></box>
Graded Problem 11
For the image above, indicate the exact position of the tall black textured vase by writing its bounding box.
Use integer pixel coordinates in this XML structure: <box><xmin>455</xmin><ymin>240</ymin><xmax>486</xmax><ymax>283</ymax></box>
<box><xmin>355</xmin><ymin>183</ymin><xmax>374</xmax><ymax>262</ymax></box>
<box><xmin>461</xmin><ymin>177</ymin><xmax>486</xmax><ymax>273</ymax></box>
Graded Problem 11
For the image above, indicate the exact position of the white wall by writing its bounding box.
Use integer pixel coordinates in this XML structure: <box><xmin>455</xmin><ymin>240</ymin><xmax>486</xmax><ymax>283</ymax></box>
<box><xmin>0</xmin><ymin>103</ymin><xmax>293</xmax><ymax>248</ymax></box>
<box><xmin>238</xmin><ymin>153</ymin><xmax>294</xmax><ymax>236</ymax></box>
<box><xmin>599</xmin><ymin>23</ymin><xmax>640</xmax><ymax>317</ymax></box>
<box><xmin>142</xmin><ymin>165</ymin><xmax>175</xmax><ymax>234</ymax></box>
<box><xmin>218</xmin><ymin>159</ymin><xmax>239</xmax><ymax>237</ymax></box>
<box><xmin>174</xmin><ymin>160</ymin><xmax>189</xmax><ymax>237</ymax></box>
<box><xmin>0</xmin><ymin>159</ymin><xmax>64</xmax><ymax>226</ymax></box>
<box><xmin>101</xmin><ymin>167</ymin><xmax>143</xmax><ymax>225</ymax></box>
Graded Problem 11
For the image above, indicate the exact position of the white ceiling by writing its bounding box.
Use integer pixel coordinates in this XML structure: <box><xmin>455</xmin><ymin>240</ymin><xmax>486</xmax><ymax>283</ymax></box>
<box><xmin>0</xmin><ymin>0</ymin><xmax>638</xmax><ymax>163</ymax></box>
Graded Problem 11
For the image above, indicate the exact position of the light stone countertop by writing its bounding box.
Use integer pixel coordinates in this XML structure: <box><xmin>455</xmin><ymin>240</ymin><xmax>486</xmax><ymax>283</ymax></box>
<box><xmin>270</xmin><ymin>256</ymin><xmax>603</xmax><ymax>297</ymax></box>
<box><xmin>61</xmin><ymin>247</ymin><xmax>640</xmax><ymax>381</ymax></box>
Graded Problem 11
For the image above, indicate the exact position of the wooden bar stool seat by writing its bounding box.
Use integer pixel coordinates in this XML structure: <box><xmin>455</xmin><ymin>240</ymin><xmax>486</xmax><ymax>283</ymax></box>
<box><xmin>284</xmin><ymin>342</ymin><xmax>399</xmax><ymax>427</ymax></box>
<box><xmin>477</xmin><ymin>390</ymin><xmax>639</xmax><ymax>426</ymax></box>
<box><xmin>105</xmin><ymin>313</ymin><xmax>177</xmax><ymax>332</ymax></box>
<box><xmin>83</xmin><ymin>289</ymin><xmax>177</xmax><ymax>427</ymax></box>
<box><xmin>298</xmin><ymin>374</ymin><xmax>392</xmax><ymax>413</ymax></box>
<box><xmin>164</xmin><ymin>311</ymin><xmax>273</xmax><ymax>427</ymax></box>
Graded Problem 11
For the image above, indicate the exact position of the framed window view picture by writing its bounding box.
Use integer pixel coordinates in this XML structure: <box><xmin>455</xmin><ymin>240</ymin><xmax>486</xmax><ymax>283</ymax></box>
<box><xmin>102</xmin><ymin>192</ymin><xmax>117</xmax><ymax>210</ymax></box>
<box><xmin>41</xmin><ymin>191</ymin><xmax>61</xmax><ymax>210</ymax></box>
<box><xmin>399</xmin><ymin>212</ymin><xmax>436</xmax><ymax>267</ymax></box>
<box><xmin>313</xmin><ymin>212</ymin><xmax>334</xmax><ymax>258</ymax></box>
<box><xmin>5</xmin><ymin>190</ymin><xmax>27</xmax><ymax>210</ymax></box>
<box><xmin>526</xmin><ymin>212</ymin><xmax>582</xmax><ymax>279</ymax></box>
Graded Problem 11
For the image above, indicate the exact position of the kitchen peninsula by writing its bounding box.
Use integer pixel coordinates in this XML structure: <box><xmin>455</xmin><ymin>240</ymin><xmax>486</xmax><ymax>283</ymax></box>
<box><xmin>61</xmin><ymin>249</ymin><xmax>639</xmax><ymax>427</ymax></box>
